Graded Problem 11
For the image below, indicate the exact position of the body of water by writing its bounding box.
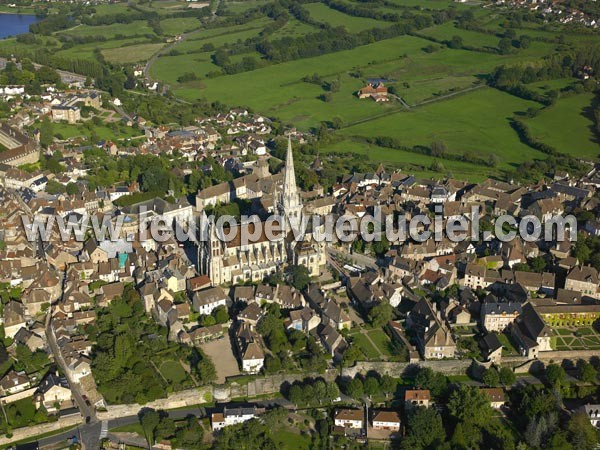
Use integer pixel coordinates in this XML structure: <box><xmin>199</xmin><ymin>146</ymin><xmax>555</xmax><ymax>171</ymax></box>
<box><xmin>0</xmin><ymin>13</ymin><xmax>40</xmax><ymax>39</ymax></box>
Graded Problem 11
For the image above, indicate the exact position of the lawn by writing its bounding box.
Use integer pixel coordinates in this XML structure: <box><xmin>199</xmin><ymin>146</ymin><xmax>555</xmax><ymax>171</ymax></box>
<box><xmin>50</xmin><ymin>122</ymin><xmax>140</xmax><ymax>142</ymax></box>
<box><xmin>367</xmin><ymin>329</ymin><xmax>394</xmax><ymax>357</ymax></box>
<box><xmin>102</xmin><ymin>42</ymin><xmax>166</xmax><ymax>64</ymax></box>
<box><xmin>160</xmin><ymin>360</ymin><xmax>188</xmax><ymax>384</ymax></box>
<box><xmin>160</xmin><ymin>17</ymin><xmax>203</xmax><ymax>36</ymax></box>
<box><xmin>418</xmin><ymin>21</ymin><xmax>501</xmax><ymax>50</ymax></box>
<box><xmin>341</xmin><ymin>87</ymin><xmax>548</xmax><ymax>171</ymax></box>
<box><xmin>276</xmin><ymin>430</ymin><xmax>311</xmax><ymax>450</ymax></box>
<box><xmin>497</xmin><ymin>332</ymin><xmax>519</xmax><ymax>356</ymax></box>
<box><xmin>525</xmin><ymin>93</ymin><xmax>598</xmax><ymax>159</ymax></box>
<box><xmin>271</xmin><ymin>17</ymin><xmax>319</xmax><ymax>39</ymax></box>
<box><xmin>349</xmin><ymin>332</ymin><xmax>381</xmax><ymax>359</ymax></box>
<box><xmin>304</xmin><ymin>2</ymin><xmax>391</xmax><ymax>32</ymax></box>
<box><xmin>60</xmin><ymin>21</ymin><xmax>154</xmax><ymax>39</ymax></box>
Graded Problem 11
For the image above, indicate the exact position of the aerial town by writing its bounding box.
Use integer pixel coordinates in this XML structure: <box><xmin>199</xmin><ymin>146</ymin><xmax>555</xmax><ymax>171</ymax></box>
<box><xmin>0</xmin><ymin>0</ymin><xmax>599</xmax><ymax>448</ymax></box>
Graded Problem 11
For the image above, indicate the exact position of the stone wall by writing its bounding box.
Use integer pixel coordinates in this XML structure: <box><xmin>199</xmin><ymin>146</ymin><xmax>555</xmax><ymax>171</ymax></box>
<box><xmin>0</xmin><ymin>415</ymin><xmax>81</xmax><ymax>446</ymax></box>
<box><xmin>342</xmin><ymin>360</ymin><xmax>473</xmax><ymax>378</ymax></box>
<box><xmin>97</xmin><ymin>386</ymin><xmax>212</xmax><ymax>421</ymax></box>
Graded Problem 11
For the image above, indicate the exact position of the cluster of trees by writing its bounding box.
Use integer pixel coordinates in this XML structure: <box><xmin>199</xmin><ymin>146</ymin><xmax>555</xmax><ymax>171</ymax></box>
<box><xmin>90</xmin><ymin>285</ymin><xmax>215</xmax><ymax>404</ymax></box>
<box><xmin>29</xmin><ymin>14</ymin><xmax>73</xmax><ymax>35</ymax></box>
<box><xmin>138</xmin><ymin>409</ymin><xmax>204</xmax><ymax>447</ymax></box>
<box><xmin>510</xmin><ymin>383</ymin><xmax>599</xmax><ymax>450</ymax></box>
<box><xmin>480</xmin><ymin>365</ymin><xmax>517</xmax><ymax>387</ymax></box>
<box><xmin>489</xmin><ymin>47</ymin><xmax>600</xmax><ymax>100</ymax></box>
<box><xmin>339</xmin><ymin>372</ymin><xmax>397</xmax><ymax>400</ymax></box>
<box><xmin>199</xmin><ymin>305</ymin><xmax>229</xmax><ymax>327</ymax></box>
<box><xmin>0</xmin><ymin>60</ymin><xmax>62</xmax><ymax>95</ymax></box>
<box><xmin>573</xmin><ymin>232</ymin><xmax>600</xmax><ymax>272</ymax></box>
<box><xmin>257</xmin><ymin>304</ymin><xmax>328</xmax><ymax>374</ymax></box>
<box><xmin>511</xmin><ymin>154</ymin><xmax>589</xmax><ymax>184</ymax></box>
<box><xmin>510</xmin><ymin>118</ymin><xmax>559</xmax><ymax>156</ymax></box>
<box><xmin>284</xmin><ymin>377</ymin><xmax>341</xmax><ymax>406</ymax></box>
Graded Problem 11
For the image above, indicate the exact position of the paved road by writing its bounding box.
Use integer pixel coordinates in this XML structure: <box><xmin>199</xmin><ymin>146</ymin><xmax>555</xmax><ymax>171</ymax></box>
<box><xmin>327</xmin><ymin>247</ymin><xmax>379</xmax><ymax>270</ymax></box>
<box><xmin>26</xmin><ymin>406</ymin><xmax>209</xmax><ymax>449</ymax></box>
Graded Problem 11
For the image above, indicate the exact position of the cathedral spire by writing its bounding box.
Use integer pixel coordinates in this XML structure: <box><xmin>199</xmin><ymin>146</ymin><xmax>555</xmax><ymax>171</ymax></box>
<box><xmin>281</xmin><ymin>135</ymin><xmax>302</xmax><ymax>230</ymax></box>
<box><xmin>283</xmin><ymin>135</ymin><xmax>297</xmax><ymax>203</ymax></box>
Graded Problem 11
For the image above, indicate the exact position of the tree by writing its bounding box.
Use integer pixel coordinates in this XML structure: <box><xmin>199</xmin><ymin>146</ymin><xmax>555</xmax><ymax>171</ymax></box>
<box><xmin>368</xmin><ymin>301</ymin><xmax>393</xmax><ymax>327</ymax></box>
<box><xmin>402</xmin><ymin>407</ymin><xmax>445</xmax><ymax>450</ymax></box>
<box><xmin>346</xmin><ymin>377</ymin><xmax>364</xmax><ymax>399</ymax></box>
<box><xmin>288</xmin><ymin>384</ymin><xmax>303</xmax><ymax>406</ymax></box>
<box><xmin>567</xmin><ymin>412</ymin><xmax>599</xmax><ymax>450</ymax></box>
<box><xmin>518</xmin><ymin>35</ymin><xmax>532</xmax><ymax>49</ymax></box>
<box><xmin>414</xmin><ymin>367</ymin><xmax>448</xmax><ymax>398</ymax></box>
<box><xmin>139</xmin><ymin>409</ymin><xmax>160</xmax><ymax>445</ymax></box>
<box><xmin>482</xmin><ymin>367</ymin><xmax>500</xmax><ymax>387</ymax></box>
<box><xmin>498</xmin><ymin>37</ymin><xmax>513</xmax><ymax>55</ymax></box>
<box><xmin>288</xmin><ymin>265</ymin><xmax>310</xmax><ymax>291</ymax></box>
<box><xmin>448</xmin><ymin>35</ymin><xmax>463</xmax><ymax>49</ymax></box>
<box><xmin>380</xmin><ymin>374</ymin><xmax>396</xmax><ymax>398</ymax></box>
<box><xmin>39</xmin><ymin>117</ymin><xmax>54</xmax><ymax>148</ymax></box>
<box><xmin>430</xmin><ymin>140</ymin><xmax>447</xmax><ymax>157</ymax></box>
<box><xmin>326</xmin><ymin>381</ymin><xmax>340</xmax><ymax>401</ymax></box>
<box><xmin>447</xmin><ymin>385</ymin><xmax>493</xmax><ymax>426</ymax></box>
<box><xmin>488</xmin><ymin>154</ymin><xmax>500</xmax><ymax>167</ymax></box>
<box><xmin>364</xmin><ymin>376</ymin><xmax>380</xmax><ymax>399</ymax></box>
<box><xmin>545</xmin><ymin>363</ymin><xmax>566</xmax><ymax>388</ymax></box>
<box><xmin>577</xmin><ymin>360</ymin><xmax>597</xmax><ymax>383</ymax></box>
<box><xmin>212</xmin><ymin>305</ymin><xmax>229</xmax><ymax>324</ymax></box>
<box><xmin>499</xmin><ymin>367</ymin><xmax>516</xmax><ymax>386</ymax></box>
<box><xmin>331</xmin><ymin>116</ymin><xmax>344</xmax><ymax>129</ymax></box>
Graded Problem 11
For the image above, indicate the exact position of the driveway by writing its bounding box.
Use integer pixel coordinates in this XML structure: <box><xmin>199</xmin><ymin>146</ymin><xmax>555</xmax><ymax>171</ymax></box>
<box><xmin>201</xmin><ymin>338</ymin><xmax>240</xmax><ymax>383</ymax></box>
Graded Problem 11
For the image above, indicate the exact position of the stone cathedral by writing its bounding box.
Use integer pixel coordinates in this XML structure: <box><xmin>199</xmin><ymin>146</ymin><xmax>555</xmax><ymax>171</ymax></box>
<box><xmin>199</xmin><ymin>138</ymin><xmax>326</xmax><ymax>286</ymax></box>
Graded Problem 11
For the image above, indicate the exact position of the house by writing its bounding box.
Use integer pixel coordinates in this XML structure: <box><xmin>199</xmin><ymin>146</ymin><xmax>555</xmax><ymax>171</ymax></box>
<box><xmin>371</xmin><ymin>410</ymin><xmax>401</xmax><ymax>432</ymax></box>
<box><xmin>481</xmin><ymin>302</ymin><xmax>522</xmax><ymax>332</ymax></box>
<box><xmin>237</xmin><ymin>302</ymin><xmax>264</xmax><ymax>327</ymax></box>
<box><xmin>480</xmin><ymin>388</ymin><xmax>505</xmax><ymax>409</ymax></box>
<box><xmin>511</xmin><ymin>303</ymin><xmax>552</xmax><ymax>358</ymax></box>
<box><xmin>357</xmin><ymin>82</ymin><xmax>389</xmax><ymax>101</ymax></box>
<box><xmin>318</xmin><ymin>323</ymin><xmax>347</xmax><ymax>359</ymax></box>
<box><xmin>404</xmin><ymin>389</ymin><xmax>431</xmax><ymax>408</ymax></box>
<box><xmin>14</xmin><ymin>328</ymin><xmax>45</xmax><ymax>352</ymax></box>
<box><xmin>211</xmin><ymin>406</ymin><xmax>257</xmax><ymax>431</ymax></box>
<box><xmin>463</xmin><ymin>263</ymin><xmax>487</xmax><ymax>290</ymax></box>
<box><xmin>3</xmin><ymin>300</ymin><xmax>26</xmax><ymax>339</ymax></box>
<box><xmin>192</xmin><ymin>286</ymin><xmax>228</xmax><ymax>315</ymax></box>
<box><xmin>235</xmin><ymin>322</ymin><xmax>264</xmax><ymax>374</ymax></box>
<box><xmin>564</xmin><ymin>266</ymin><xmax>599</xmax><ymax>299</ymax></box>
<box><xmin>287</xmin><ymin>306</ymin><xmax>320</xmax><ymax>333</ymax></box>
<box><xmin>35</xmin><ymin>371</ymin><xmax>72</xmax><ymax>412</ymax></box>
<box><xmin>580</xmin><ymin>404</ymin><xmax>600</xmax><ymax>428</ymax></box>
<box><xmin>0</xmin><ymin>370</ymin><xmax>30</xmax><ymax>395</ymax></box>
<box><xmin>334</xmin><ymin>408</ymin><xmax>364</xmax><ymax>429</ymax></box>
<box><xmin>406</xmin><ymin>298</ymin><xmax>457</xmax><ymax>359</ymax></box>
<box><xmin>479</xmin><ymin>332</ymin><xmax>503</xmax><ymax>364</ymax></box>
<box><xmin>51</xmin><ymin>105</ymin><xmax>80</xmax><ymax>124</ymax></box>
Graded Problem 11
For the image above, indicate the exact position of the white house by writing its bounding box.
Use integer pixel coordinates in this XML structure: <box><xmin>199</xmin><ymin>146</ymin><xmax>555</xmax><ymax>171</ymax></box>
<box><xmin>372</xmin><ymin>410</ymin><xmax>401</xmax><ymax>432</ymax></box>
<box><xmin>211</xmin><ymin>407</ymin><xmax>257</xmax><ymax>431</ymax></box>
<box><xmin>334</xmin><ymin>409</ymin><xmax>364</xmax><ymax>429</ymax></box>
<box><xmin>192</xmin><ymin>287</ymin><xmax>228</xmax><ymax>315</ymax></box>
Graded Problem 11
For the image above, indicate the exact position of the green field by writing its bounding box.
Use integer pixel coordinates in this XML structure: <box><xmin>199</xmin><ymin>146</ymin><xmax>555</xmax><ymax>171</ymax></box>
<box><xmin>525</xmin><ymin>93</ymin><xmax>599</xmax><ymax>159</ymax></box>
<box><xmin>418</xmin><ymin>21</ymin><xmax>501</xmax><ymax>50</ymax></box>
<box><xmin>304</xmin><ymin>2</ymin><xmax>391</xmax><ymax>31</ymax></box>
<box><xmin>160</xmin><ymin>360</ymin><xmax>188</xmax><ymax>384</ymax></box>
<box><xmin>102</xmin><ymin>42</ymin><xmax>166</xmax><ymax>64</ymax></box>
<box><xmin>349</xmin><ymin>332</ymin><xmax>381</xmax><ymax>359</ymax></box>
<box><xmin>340</xmin><ymin>87</ymin><xmax>547</xmax><ymax>171</ymax></box>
